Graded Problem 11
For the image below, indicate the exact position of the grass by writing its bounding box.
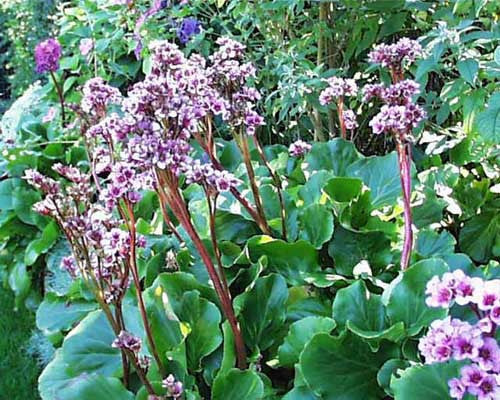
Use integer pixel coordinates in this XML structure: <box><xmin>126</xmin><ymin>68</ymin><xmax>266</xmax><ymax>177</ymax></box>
<box><xmin>0</xmin><ymin>286</ymin><xmax>41</xmax><ymax>399</ymax></box>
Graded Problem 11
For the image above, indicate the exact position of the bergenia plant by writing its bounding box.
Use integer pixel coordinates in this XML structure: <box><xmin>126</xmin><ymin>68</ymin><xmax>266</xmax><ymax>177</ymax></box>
<box><xmin>420</xmin><ymin>270</ymin><xmax>500</xmax><ymax>400</ymax></box>
<box><xmin>364</xmin><ymin>37</ymin><xmax>426</xmax><ymax>270</ymax></box>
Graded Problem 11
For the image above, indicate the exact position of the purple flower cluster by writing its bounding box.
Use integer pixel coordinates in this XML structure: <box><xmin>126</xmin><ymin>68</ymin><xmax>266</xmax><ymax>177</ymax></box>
<box><xmin>24</xmin><ymin>162</ymin><xmax>147</xmax><ymax>305</ymax></box>
<box><xmin>177</xmin><ymin>17</ymin><xmax>201</xmax><ymax>44</ymax></box>
<box><xmin>35</xmin><ymin>38</ymin><xmax>62</xmax><ymax>74</ymax></box>
<box><xmin>368</xmin><ymin>37</ymin><xmax>423</xmax><ymax>69</ymax></box>
<box><xmin>289</xmin><ymin>139</ymin><xmax>312</xmax><ymax>157</ymax></box>
<box><xmin>162</xmin><ymin>374</ymin><xmax>184</xmax><ymax>398</ymax></box>
<box><xmin>419</xmin><ymin>270</ymin><xmax>500</xmax><ymax>400</ymax></box>
<box><xmin>319</xmin><ymin>77</ymin><xmax>358</xmax><ymax>106</ymax></box>
<box><xmin>425</xmin><ymin>270</ymin><xmax>499</xmax><ymax>314</ymax></box>
<box><xmin>112</xmin><ymin>330</ymin><xmax>142</xmax><ymax>353</ymax></box>
<box><xmin>343</xmin><ymin>109</ymin><xmax>358</xmax><ymax>130</ymax></box>
<box><xmin>369</xmin><ymin>103</ymin><xmax>426</xmax><ymax>135</ymax></box>
<box><xmin>364</xmin><ymin>77</ymin><xmax>425</xmax><ymax>136</ymax></box>
<box><xmin>363</xmin><ymin>79</ymin><xmax>420</xmax><ymax>105</ymax></box>
<box><xmin>81</xmin><ymin>78</ymin><xmax>122</xmax><ymax>116</ymax></box>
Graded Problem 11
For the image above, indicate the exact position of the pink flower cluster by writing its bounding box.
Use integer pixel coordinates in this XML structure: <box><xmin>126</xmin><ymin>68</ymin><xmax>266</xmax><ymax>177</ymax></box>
<box><xmin>363</xmin><ymin>79</ymin><xmax>420</xmax><ymax>105</ymax></box>
<box><xmin>368</xmin><ymin>37</ymin><xmax>423</xmax><ymax>69</ymax></box>
<box><xmin>369</xmin><ymin>103</ymin><xmax>426</xmax><ymax>136</ymax></box>
<box><xmin>319</xmin><ymin>77</ymin><xmax>358</xmax><ymax>106</ymax></box>
<box><xmin>419</xmin><ymin>270</ymin><xmax>500</xmax><ymax>400</ymax></box>
<box><xmin>289</xmin><ymin>139</ymin><xmax>312</xmax><ymax>157</ymax></box>
<box><xmin>34</xmin><ymin>38</ymin><xmax>62</xmax><ymax>74</ymax></box>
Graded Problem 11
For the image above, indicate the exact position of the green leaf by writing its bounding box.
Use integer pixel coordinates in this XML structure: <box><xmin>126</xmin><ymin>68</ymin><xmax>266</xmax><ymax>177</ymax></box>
<box><xmin>283</xmin><ymin>386</ymin><xmax>320</xmax><ymax>400</ymax></box>
<box><xmin>150</xmin><ymin>272</ymin><xmax>218</xmax><ymax>313</ymax></box>
<box><xmin>347</xmin><ymin>152</ymin><xmax>403</xmax><ymax>208</ymax></box>
<box><xmin>386</xmin><ymin>259</ymin><xmax>448</xmax><ymax>336</ymax></box>
<box><xmin>416</xmin><ymin>229</ymin><xmax>456</xmax><ymax>258</ymax></box>
<box><xmin>457</xmin><ymin>59</ymin><xmax>479</xmax><ymax>85</ymax></box>
<box><xmin>0</xmin><ymin>179</ymin><xmax>17</xmax><ymax>210</ymax></box>
<box><xmin>377</xmin><ymin>359</ymin><xmax>410</xmax><ymax>396</ymax></box>
<box><xmin>298</xmin><ymin>204</ymin><xmax>334</xmax><ymax>249</ymax></box>
<box><xmin>328</xmin><ymin>226</ymin><xmax>392</xmax><ymax>276</ymax></box>
<box><xmin>39</xmin><ymin>349</ymin><xmax>73</xmax><ymax>400</ymax></box>
<box><xmin>238</xmin><ymin>274</ymin><xmax>288</xmax><ymax>351</ymax></box>
<box><xmin>62</xmin><ymin>310</ymin><xmax>122</xmax><ymax>377</ymax></box>
<box><xmin>300</xmin><ymin>332</ymin><xmax>395</xmax><ymax>400</ymax></box>
<box><xmin>323</xmin><ymin>177</ymin><xmax>363</xmax><ymax>203</ymax></box>
<box><xmin>278</xmin><ymin>316</ymin><xmax>336</xmax><ymax>367</ymax></box>
<box><xmin>476</xmin><ymin>95</ymin><xmax>500</xmax><ymax>143</ymax></box>
<box><xmin>36</xmin><ymin>293</ymin><xmax>97</xmax><ymax>332</ymax></box>
<box><xmin>303</xmin><ymin>139</ymin><xmax>362</xmax><ymax>176</ymax></box>
<box><xmin>24</xmin><ymin>221</ymin><xmax>59</xmax><ymax>266</ymax></box>
<box><xmin>246</xmin><ymin>236</ymin><xmax>320</xmax><ymax>284</ymax></box>
<box><xmin>8</xmin><ymin>261</ymin><xmax>31</xmax><ymax>303</ymax></box>
<box><xmin>391</xmin><ymin>361</ymin><xmax>464</xmax><ymax>400</ymax></box>
<box><xmin>57</xmin><ymin>375</ymin><xmax>134</xmax><ymax>400</ymax></box>
<box><xmin>212</xmin><ymin>369</ymin><xmax>264</xmax><ymax>400</ymax></box>
<box><xmin>459</xmin><ymin>212</ymin><xmax>499</xmax><ymax>262</ymax></box>
<box><xmin>178</xmin><ymin>291</ymin><xmax>222</xmax><ymax>371</ymax></box>
<box><xmin>332</xmin><ymin>281</ymin><xmax>405</xmax><ymax>348</ymax></box>
<box><xmin>365</xmin><ymin>0</ymin><xmax>405</xmax><ymax>11</ymax></box>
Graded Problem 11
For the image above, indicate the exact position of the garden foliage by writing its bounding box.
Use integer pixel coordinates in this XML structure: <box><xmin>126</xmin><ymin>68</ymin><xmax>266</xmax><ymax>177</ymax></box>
<box><xmin>0</xmin><ymin>1</ymin><xmax>499</xmax><ymax>399</ymax></box>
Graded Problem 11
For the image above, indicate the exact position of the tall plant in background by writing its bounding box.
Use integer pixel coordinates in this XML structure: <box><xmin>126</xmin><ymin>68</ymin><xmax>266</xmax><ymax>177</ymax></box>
<box><xmin>363</xmin><ymin>38</ymin><xmax>426</xmax><ymax>270</ymax></box>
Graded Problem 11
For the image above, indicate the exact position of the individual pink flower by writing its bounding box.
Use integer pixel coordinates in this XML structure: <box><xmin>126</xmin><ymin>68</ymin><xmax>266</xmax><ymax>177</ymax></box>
<box><xmin>474</xmin><ymin>280</ymin><xmax>500</xmax><ymax>311</ymax></box>
<box><xmin>490</xmin><ymin>303</ymin><xmax>500</xmax><ymax>325</ymax></box>
<box><xmin>42</xmin><ymin>107</ymin><xmax>57</xmax><ymax>123</ymax></box>
<box><xmin>425</xmin><ymin>275</ymin><xmax>453</xmax><ymax>308</ymax></box>
<box><xmin>79</xmin><ymin>38</ymin><xmax>94</xmax><ymax>57</ymax></box>
<box><xmin>448</xmin><ymin>377</ymin><xmax>466</xmax><ymax>399</ymax></box>
<box><xmin>474</xmin><ymin>338</ymin><xmax>500</xmax><ymax>373</ymax></box>
<box><xmin>468</xmin><ymin>374</ymin><xmax>499</xmax><ymax>400</ymax></box>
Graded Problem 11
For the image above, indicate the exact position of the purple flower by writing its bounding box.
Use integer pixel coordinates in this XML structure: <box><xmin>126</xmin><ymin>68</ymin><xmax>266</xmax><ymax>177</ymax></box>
<box><xmin>461</xmin><ymin>364</ymin><xmax>485</xmax><ymax>387</ymax></box>
<box><xmin>368</xmin><ymin>37</ymin><xmax>422</xmax><ymax>69</ymax></box>
<box><xmin>468</xmin><ymin>374</ymin><xmax>499</xmax><ymax>400</ymax></box>
<box><xmin>343</xmin><ymin>109</ymin><xmax>358</xmax><ymax>130</ymax></box>
<box><xmin>453</xmin><ymin>333</ymin><xmax>483</xmax><ymax>360</ymax></box>
<box><xmin>79</xmin><ymin>38</ymin><xmax>94</xmax><ymax>57</ymax></box>
<box><xmin>474</xmin><ymin>338</ymin><xmax>500</xmax><ymax>373</ymax></box>
<box><xmin>369</xmin><ymin>104</ymin><xmax>426</xmax><ymax>135</ymax></box>
<box><xmin>112</xmin><ymin>330</ymin><xmax>142</xmax><ymax>353</ymax></box>
<box><xmin>177</xmin><ymin>17</ymin><xmax>201</xmax><ymax>44</ymax></box>
<box><xmin>474</xmin><ymin>280</ymin><xmax>500</xmax><ymax>311</ymax></box>
<box><xmin>490</xmin><ymin>304</ymin><xmax>500</xmax><ymax>325</ymax></box>
<box><xmin>289</xmin><ymin>140</ymin><xmax>312</xmax><ymax>157</ymax></box>
<box><xmin>35</xmin><ymin>38</ymin><xmax>62</xmax><ymax>74</ymax></box>
<box><xmin>162</xmin><ymin>374</ymin><xmax>184</xmax><ymax>398</ymax></box>
<box><xmin>449</xmin><ymin>377</ymin><xmax>466</xmax><ymax>399</ymax></box>
<box><xmin>319</xmin><ymin>77</ymin><xmax>358</xmax><ymax>106</ymax></box>
<box><xmin>61</xmin><ymin>256</ymin><xmax>78</xmax><ymax>278</ymax></box>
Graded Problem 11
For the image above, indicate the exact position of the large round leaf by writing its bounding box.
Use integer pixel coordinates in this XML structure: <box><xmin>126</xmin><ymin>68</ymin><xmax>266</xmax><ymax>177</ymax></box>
<box><xmin>328</xmin><ymin>226</ymin><xmax>392</xmax><ymax>276</ymax></box>
<box><xmin>332</xmin><ymin>281</ymin><xmax>404</xmax><ymax>348</ymax></box>
<box><xmin>303</xmin><ymin>139</ymin><xmax>362</xmax><ymax>176</ymax></box>
<box><xmin>278</xmin><ymin>316</ymin><xmax>336</xmax><ymax>367</ymax></box>
<box><xmin>246</xmin><ymin>236</ymin><xmax>320</xmax><ymax>285</ymax></box>
<box><xmin>300</xmin><ymin>332</ymin><xmax>396</xmax><ymax>400</ymax></box>
<box><xmin>385</xmin><ymin>259</ymin><xmax>448</xmax><ymax>336</ymax></box>
<box><xmin>346</xmin><ymin>152</ymin><xmax>411</xmax><ymax>208</ymax></box>
<box><xmin>459</xmin><ymin>212</ymin><xmax>499</xmax><ymax>263</ymax></box>
<box><xmin>36</xmin><ymin>293</ymin><xmax>97</xmax><ymax>332</ymax></box>
<box><xmin>57</xmin><ymin>375</ymin><xmax>134</xmax><ymax>400</ymax></box>
<box><xmin>298</xmin><ymin>204</ymin><xmax>334</xmax><ymax>249</ymax></box>
<box><xmin>178</xmin><ymin>291</ymin><xmax>222</xmax><ymax>371</ymax></box>
<box><xmin>238</xmin><ymin>274</ymin><xmax>288</xmax><ymax>351</ymax></box>
<box><xmin>391</xmin><ymin>361</ymin><xmax>464</xmax><ymax>400</ymax></box>
<box><xmin>212</xmin><ymin>369</ymin><xmax>264</xmax><ymax>400</ymax></box>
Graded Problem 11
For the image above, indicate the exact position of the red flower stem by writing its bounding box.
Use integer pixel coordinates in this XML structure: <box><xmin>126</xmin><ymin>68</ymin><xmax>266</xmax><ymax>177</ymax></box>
<box><xmin>123</xmin><ymin>200</ymin><xmax>167</xmax><ymax>378</ymax></box>
<box><xmin>395</xmin><ymin>139</ymin><xmax>413</xmax><ymax>270</ymax></box>
<box><xmin>337</xmin><ymin>97</ymin><xmax>347</xmax><ymax>139</ymax></box>
<box><xmin>239</xmin><ymin>135</ymin><xmax>269</xmax><ymax>235</ymax></box>
<box><xmin>252</xmin><ymin>135</ymin><xmax>287</xmax><ymax>241</ymax></box>
<box><xmin>49</xmin><ymin>71</ymin><xmax>66</xmax><ymax>128</ymax></box>
<box><xmin>205</xmin><ymin>189</ymin><xmax>231</xmax><ymax>296</ymax></box>
<box><xmin>156</xmin><ymin>170</ymin><xmax>247</xmax><ymax>369</ymax></box>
